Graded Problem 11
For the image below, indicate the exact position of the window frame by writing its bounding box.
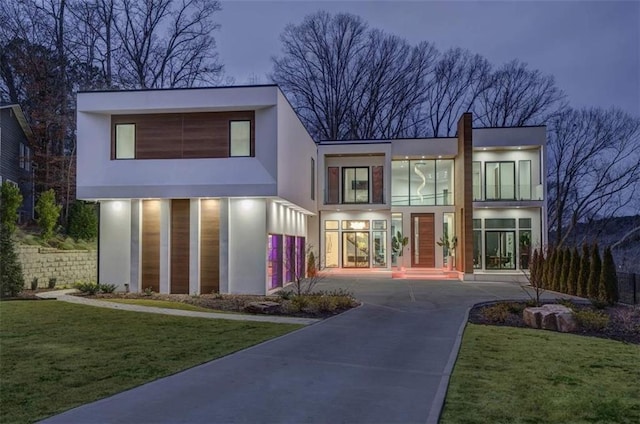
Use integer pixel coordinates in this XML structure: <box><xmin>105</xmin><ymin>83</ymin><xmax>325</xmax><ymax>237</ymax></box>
<box><xmin>114</xmin><ymin>123</ymin><xmax>136</xmax><ymax>160</ymax></box>
<box><xmin>229</xmin><ymin>120</ymin><xmax>252</xmax><ymax>157</ymax></box>
<box><xmin>342</xmin><ymin>166</ymin><xmax>370</xmax><ymax>204</ymax></box>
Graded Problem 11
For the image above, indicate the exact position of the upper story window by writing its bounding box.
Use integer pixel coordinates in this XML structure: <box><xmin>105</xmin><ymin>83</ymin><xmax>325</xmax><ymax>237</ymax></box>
<box><xmin>311</xmin><ymin>158</ymin><xmax>315</xmax><ymax>201</ymax></box>
<box><xmin>19</xmin><ymin>143</ymin><xmax>30</xmax><ymax>170</ymax></box>
<box><xmin>229</xmin><ymin>120</ymin><xmax>251</xmax><ymax>157</ymax></box>
<box><xmin>325</xmin><ymin>165</ymin><xmax>383</xmax><ymax>205</ymax></box>
<box><xmin>391</xmin><ymin>159</ymin><xmax>453</xmax><ymax>206</ymax></box>
<box><xmin>115</xmin><ymin>123</ymin><xmax>136</xmax><ymax>159</ymax></box>
<box><xmin>343</xmin><ymin>167</ymin><xmax>369</xmax><ymax>203</ymax></box>
<box><xmin>485</xmin><ymin>161</ymin><xmax>515</xmax><ymax>200</ymax></box>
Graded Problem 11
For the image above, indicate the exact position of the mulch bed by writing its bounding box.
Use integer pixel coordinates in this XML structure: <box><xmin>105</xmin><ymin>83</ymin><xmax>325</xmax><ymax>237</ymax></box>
<box><xmin>84</xmin><ymin>292</ymin><xmax>358</xmax><ymax>319</ymax></box>
<box><xmin>469</xmin><ymin>300</ymin><xmax>640</xmax><ymax>344</ymax></box>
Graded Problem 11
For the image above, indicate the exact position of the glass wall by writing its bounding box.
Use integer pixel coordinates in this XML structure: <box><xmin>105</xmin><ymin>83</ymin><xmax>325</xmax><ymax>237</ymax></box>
<box><xmin>324</xmin><ymin>221</ymin><xmax>339</xmax><ymax>267</ymax></box>
<box><xmin>472</xmin><ymin>161</ymin><xmax>482</xmax><ymax>201</ymax></box>
<box><xmin>342</xmin><ymin>167</ymin><xmax>369</xmax><ymax>203</ymax></box>
<box><xmin>485</xmin><ymin>162</ymin><xmax>515</xmax><ymax>200</ymax></box>
<box><xmin>391</xmin><ymin>213</ymin><xmax>403</xmax><ymax>265</ymax></box>
<box><xmin>343</xmin><ymin>232</ymin><xmax>369</xmax><ymax>267</ymax></box>
<box><xmin>391</xmin><ymin>159</ymin><xmax>454</xmax><ymax>206</ymax></box>
<box><xmin>518</xmin><ymin>160</ymin><xmax>531</xmax><ymax>200</ymax></box>
<box><xmin>372</xmin><ymin>220</ymin><xmax>387</xmax><ymax>267</ymax></box>
<box><xmin>442</xmin><ymin>212</ymin><xmax>455</xmax><ymax>265</ymax></box>
<box><xmin>268</xmin><ymin>234</ymin><xmax>283</xmax><ymax>289</ymax></box>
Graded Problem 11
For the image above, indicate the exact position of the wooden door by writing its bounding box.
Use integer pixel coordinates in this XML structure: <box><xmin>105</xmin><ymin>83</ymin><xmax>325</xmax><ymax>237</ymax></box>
<box><xmin>411</xmin><ymin>213</ymin><xmax>435</xmax><ymax>268</ymax></box>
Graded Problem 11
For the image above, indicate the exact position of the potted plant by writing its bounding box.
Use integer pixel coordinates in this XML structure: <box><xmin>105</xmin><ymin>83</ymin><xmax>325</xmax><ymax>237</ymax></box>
<box><xmin>437</xmin><ymin>235</ymin><xmax>458</xmax><ymax>271</ymax></box>
<box><xmin>391</xmin><ymin>231</ymin><xmax>409</xmax><ymax>271</ymax></box>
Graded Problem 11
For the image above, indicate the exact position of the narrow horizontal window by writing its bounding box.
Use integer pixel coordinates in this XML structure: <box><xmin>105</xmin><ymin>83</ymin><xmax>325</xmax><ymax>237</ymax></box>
<box><xmin>115</xmin><ymin>124</ymin><xmax>136</xmax><ymax>159</ymax></box>
<box><xmin>230</xmin><ymin>121</ymin><xmax>251</xmax><ymax>157</ymax></box>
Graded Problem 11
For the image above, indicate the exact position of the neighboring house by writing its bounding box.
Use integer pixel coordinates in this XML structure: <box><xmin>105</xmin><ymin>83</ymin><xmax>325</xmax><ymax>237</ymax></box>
<box><xmin>76</xmin><ymin>85</ymin><xmax>546</xmax><ymax>295</ymax></box>
<box><xmin>0</xmin><ymin>103</ymin><xmax>35</xmax><ymax>222</ymax></box>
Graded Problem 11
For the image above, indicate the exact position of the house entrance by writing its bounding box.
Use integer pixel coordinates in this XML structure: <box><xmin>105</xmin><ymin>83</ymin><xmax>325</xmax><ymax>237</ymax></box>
<box><xmin>411</xmin><ymin>213</ymin><xmax>435</xmax><ymax>267</ymax></box>
<box><xmin>342</xmin><ymin>232</ymin><xmax>369</xmax><ymax>268</ymax></box>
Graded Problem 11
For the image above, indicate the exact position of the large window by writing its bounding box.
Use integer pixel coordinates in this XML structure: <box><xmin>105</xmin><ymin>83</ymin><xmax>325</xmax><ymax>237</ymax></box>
<box><xmin>115</xmin><ymin>123</ymin><xmax>135</xmax><ymax>159</ymax></box>
<box><xmin>268</xmin><ymin>234</ymin><xmax>283</xmax><ymax>289</ymax></box>
<box><xmin>518</xmin><ymin>160</ymin><xmax>531</xmax><ymax>200</ymax></box>
<box><xmin>472</xmin><ymin>161</ymin><xmax>482</xmax><ymax>200</ymax></box>
<box><xmin>310</xmin><ymin>158</ymin><xmax>315</xmax><ymax>201</ymax></box>
<box><xmin>391</xmin><ymin>159</ymin><xmax>454</xmax><ymax>206</ymax></box>
<box><xmin>485</xmin><ymin>161</ymin><xmax>515</xmax><ymax>200</ymax></box>
<box><xmin>342</xmin><ymin>167</ymin><xmax>369</xmax><ymax>203</ymax></box>
<box><xmin>230</xmin><ymin>120</ymin><xmax>251</xmax><ymax>157</ymax></box>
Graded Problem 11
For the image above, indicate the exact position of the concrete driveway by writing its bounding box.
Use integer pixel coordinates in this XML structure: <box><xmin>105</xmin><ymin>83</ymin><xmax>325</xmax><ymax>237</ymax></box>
<box><xmin>42</xmin><ymin>277</ymin><xmax>546</xmax><ymax>424</ymax></box>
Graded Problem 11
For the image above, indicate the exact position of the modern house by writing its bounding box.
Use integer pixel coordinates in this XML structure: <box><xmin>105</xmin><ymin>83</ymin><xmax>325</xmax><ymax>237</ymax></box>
<box><xmin>0</xmin><ymin>103</ymin><xmax>35</xmax><ymax>222</ymax></box>
<box><xmin>76</xmin><ymin>85</ymin><xmax>546</xmax><ymax>295</ymax></box>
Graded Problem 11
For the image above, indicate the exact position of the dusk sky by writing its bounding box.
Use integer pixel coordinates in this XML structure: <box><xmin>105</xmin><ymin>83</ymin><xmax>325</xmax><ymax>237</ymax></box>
<box><xmin>216</xmin><ymin>0</ymin><xmax>639</xmax><ymax>117</ymax></box>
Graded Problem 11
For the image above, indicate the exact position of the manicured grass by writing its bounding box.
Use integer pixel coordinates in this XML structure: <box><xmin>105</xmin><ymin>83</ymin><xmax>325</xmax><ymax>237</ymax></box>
<box><xmin>441</xmin><ymin>324</ymin><xmax>640</xmax><ymax>424</ymax></box>
<box><xmin>0</xmin><ymin>301</ymin><xmax>301</xmax><ymax>423</ymax></box>
<box><xmin>102</xmin><ymin>298</ymin><xmax>216</xmax><ymax>312</ymax></box>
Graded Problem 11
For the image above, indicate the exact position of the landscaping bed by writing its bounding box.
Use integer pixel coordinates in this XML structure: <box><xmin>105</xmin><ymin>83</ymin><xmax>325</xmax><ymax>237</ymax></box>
<box><xmin>469</xmin><ymin>299</ymin><xmax>640</xmax><ymax>344</ymax></box>
<box><xmin>82</xmin><ymin>290</ymin><xmax>359</xmax><ymax>319</ymax></box>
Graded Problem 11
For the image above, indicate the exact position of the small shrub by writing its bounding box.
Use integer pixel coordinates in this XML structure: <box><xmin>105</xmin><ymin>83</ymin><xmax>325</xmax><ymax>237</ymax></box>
<box><xmin>48</xmin><ymin>277</ymin><xmax>57</xmax><ymax>289</ymax></box>
<box><xmin>211</xmin><ymin>292</ymin><xmax>223</xmax><ymax>299</ymax></box>
<box><xmin>590</xmin><ymin>298</ymin><xmax>608</xmax><ymax>310</ymax></box>
<box><xmin>143</xmin><ymin>287</ymin><xmax>154</xmax><ymax>296</ymax></box>
<box><xmin>587</xmin><ymin>243</ymin><xmax>601</xmax><ymax>299</ymax></box>
<box><xmin>310</xmin><ymin>295</ymin><xmax>337</xmax><ymax>313</ymax></box>
<box><xmin>506</xmin><ymin>302</ymin><xmax>526</xmax><ymax>314</ymax></box>
<box><xmin>556</xmin><ymin>298</ymin><xmax>575</xmax><ymax>309</ymax></box>
<box><xmin>74</xmin><ymin>281</ymin><xmax>100</xmax><ymax>295</ymax></box>
<box><xmin>307</xmin><ymin>252</ymin><xmax>317</xmax><ymax>277</ymax></box>
<box><xmin>276</xmin><ymin>289</ymin><xmax>293</xmax><ymax>300</ymax></box>
<box><xmin>481</xmin><ymin>303</ymin><xmax>512</xmax><ymax>323</ymax></box>
<box><xmin>0</xmin><ymin>182</ymin><xmax>23</xmax><ymax>234</ymax></box>
<box><xmin>575</xmin><ymin>309</ymin><xmax>609</xmax><ymax>331</ymax></box>
<box><xmin>332</xmin><ymin>295</ymin><xmax>356</xmax><ymax>309</ymax></box>
<box><xmin>99</xmin><ymin>283</ymin><xmax>117</xmax><ymax>294</ymax></box>
<box><xmin>31</xmin><ymin>277</ymin><xmax>39</xmax><ymax>290</ymax></box>
<box><xmin>35</xmin><ymin>189</ymin><xmax>62</xmax><ymax>241</ymax></box>
<box><xmin>291</xmin><ymin>295</ymin><xmax>309</xmax><ymax>311</ymax></box>
<box><xmin>67</xmin><ymin>200</ymin><xmax>98</xmax><ymax>241</ymax></box>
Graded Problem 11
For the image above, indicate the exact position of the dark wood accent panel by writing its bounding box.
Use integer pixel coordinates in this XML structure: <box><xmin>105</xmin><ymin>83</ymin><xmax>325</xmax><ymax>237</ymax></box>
<box><xmin>372</xmin><ymin>166</ymin><xmax>384</xmax><ymax>204</ymax></box>
<box><xmin>411</xmin><ymin>213</ymin><xmax>435</xmax><ymax>268</ymax></box>
<box><xmin>170</xmin><ymin>199</ymin><xmax>190</xmax><ymax>294</ymax></box>
<box><xmin>455</xmin><ymin>113</ymin><xmax>474</xmax><ymax>273</ymax></box>
<box><xmin>111</xmin><ymin>111</ymin><xmax>255</xmax><ymax>159</ymax></box>
<box><xmin>141</xmin><ymin>200</ymin><xmax>161</xmax><ymax>292</ymax></box>
<box><xmin>327</xmin><ymin>167</ymin><xmax>339</xmax><ymax>204</ymax></box>
<box><xmin>200</xmin><ymin>199</ymin><xmax>220</xmax><ymax>293</ymax></box>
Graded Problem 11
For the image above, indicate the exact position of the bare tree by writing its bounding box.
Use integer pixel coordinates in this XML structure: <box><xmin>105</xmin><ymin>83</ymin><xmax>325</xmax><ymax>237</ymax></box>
<box><xmin>420</xmin><ymin>48</ymin><xmax>492</xmax><ymax>137</ymax></box>
<box><xmin>271</xmin><ymin>11</ymin><xmax>436</xmax><ymax>141</ymax></box>
<box><xmin>114</xmin><ymin>0</ymin><xmax>224</xmax><ymax>89</ymax></box>
<box><xmin>474</xmin><ymin>59</ymin><xmax>565</xmax><ymax>127</ymax></box>
<box><xmin>547</xmin><ymin>107</ymin><xmax>640</xmax><ymax>246</ymax></box>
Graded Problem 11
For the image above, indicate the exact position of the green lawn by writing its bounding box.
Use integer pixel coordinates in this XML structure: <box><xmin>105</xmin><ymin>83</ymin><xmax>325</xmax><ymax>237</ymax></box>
<box><xmin>441</xmin><ymin>324</ymin><xmax>640</xmax><ymax>424</ymax></box>
<box><xmin>102</xmin><ymin>298</ymin><xmax>217</xmax><ymax>313</ymax></box>
<box><xmin>0</xmin><ymin>300</ymin><xmax>301</xmax><ymax>423</ymax></box>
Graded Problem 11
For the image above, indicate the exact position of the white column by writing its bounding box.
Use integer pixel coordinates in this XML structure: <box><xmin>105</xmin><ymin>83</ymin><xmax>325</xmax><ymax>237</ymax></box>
<box><xmin>99</xmin><ymin>200</ymin><xmax>132</xmax><ymax>292</ymax></box>
<box><xmin>159</xmin><ymin>199</ymin><xmax>171</xmax><ymax>294</ymax></box>
<box><xmin>219</xmin><ymin>198</ymin><xmax>229</xmax><ymax>294</ymax></box>
<box><xmin>129</xmin><ymin>199</ymin><xmax>141</xmax><ymax>292</ymax></box>
<box><xmin>189</xmin><ymin>198</ymin><xmax>201</xmax><ymax>294</ymax></box>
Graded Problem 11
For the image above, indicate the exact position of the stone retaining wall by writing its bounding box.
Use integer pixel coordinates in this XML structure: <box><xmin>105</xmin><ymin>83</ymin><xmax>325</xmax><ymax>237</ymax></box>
<box><xmin>17</xmin><ymin>245</ymin><xmax>97</xmax><ymax>288</ymax></box>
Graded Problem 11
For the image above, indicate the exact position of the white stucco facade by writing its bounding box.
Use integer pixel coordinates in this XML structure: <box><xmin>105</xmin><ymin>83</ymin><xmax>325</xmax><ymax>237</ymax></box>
<box><xmin>77</xmin><ymin>85</ymin><xmax>547</xmax><ymax>293</ymax></box>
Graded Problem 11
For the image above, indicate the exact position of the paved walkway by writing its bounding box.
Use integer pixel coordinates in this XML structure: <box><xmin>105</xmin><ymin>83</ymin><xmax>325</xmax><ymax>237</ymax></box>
<box><xmin>35</xmin><ymin>290</ymin><xmax>319</xmax><ymax>325</ymax></box>
<box><xmin>41</xmin><ymin>278</ymin><xmax>564</xmax><ymax>424</ymax></box>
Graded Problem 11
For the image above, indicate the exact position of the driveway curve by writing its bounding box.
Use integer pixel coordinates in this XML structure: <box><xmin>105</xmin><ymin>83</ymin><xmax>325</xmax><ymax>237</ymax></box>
<box><xmin>42</xmin><ymin>278</ymin><xmax>553</xmax><ymax>424</ymax></box>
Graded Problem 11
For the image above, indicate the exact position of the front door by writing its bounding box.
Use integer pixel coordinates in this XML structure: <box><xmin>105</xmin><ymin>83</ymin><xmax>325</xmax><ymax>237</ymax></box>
<box><xmin>411</xmin><ymin>213</ymin><xmax>435</xmax><ymax>268</ymax></box>
<box><xmin>343</xmin><ymin>232</ymin><xmax>370</xmax><ymax>268</ymax></box>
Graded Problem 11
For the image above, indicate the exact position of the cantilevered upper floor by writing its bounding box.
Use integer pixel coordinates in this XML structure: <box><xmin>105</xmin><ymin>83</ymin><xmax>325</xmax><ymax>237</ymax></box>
<box><xmin>76</xmin><ymin>85</ymin><xmax>318</xmax><ymax>214</ymax></box>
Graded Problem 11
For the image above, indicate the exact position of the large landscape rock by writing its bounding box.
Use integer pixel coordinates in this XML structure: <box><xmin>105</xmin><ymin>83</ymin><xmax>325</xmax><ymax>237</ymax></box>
<box><xmin>523</xmin><ymin>304</ymin><xmax>576</xmax><ymax>333</ymax></box>
<box><xmin>245</xmin><ymin>301</ymin><xmax>281</xmax><ymax>314</ymax></box>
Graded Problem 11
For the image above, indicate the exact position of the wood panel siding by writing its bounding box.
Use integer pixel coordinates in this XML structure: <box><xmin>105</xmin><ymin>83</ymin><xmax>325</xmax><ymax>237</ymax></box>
<box><xmin>372</xmin><ymin>166</ymin><xmax>384</xmax><ymax>204</ymax></box>
<box><xmin>411</xmin><ymin>213</ymin><xmax>435</xmax><ymax>268</ymax></box>
<box><xmin>141</xmin><ymin>200</ymin><xmax>161</xmax><ymax>292</ymax></box>
<box><xmin>327</xmin><ymin>167</ymin><xmax>339</xmax><ymax>204</ymax></box>
<box><xmin>200</xmin><ymin>199</ymin><xmax>220</xmax><ymax>293</ymax></box>
<box><xmin>455</xmin><ymin>113</ymin><xmax>474</xmax><ymax>273</ymax></box>
<box><xmin>111</xmin><ymin>111</ymin><xmax>255</xmax><ymax>160</ymax></box>
<box><xmin>170</xmin><ymin>199</ymin><xmax>190</xmax><ymax>294</ymax></box>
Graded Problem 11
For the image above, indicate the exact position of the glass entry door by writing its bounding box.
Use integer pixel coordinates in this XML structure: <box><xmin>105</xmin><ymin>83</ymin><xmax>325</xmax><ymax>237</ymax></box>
<box><xmin>343</xmin><ymin>232</ymin><xmax>370</xmax><ymax>268</ymax></box>
<box><xmin>485</xmin><ymin>231</ymin><xmax>516</xmax><ymax>270</ymax></box>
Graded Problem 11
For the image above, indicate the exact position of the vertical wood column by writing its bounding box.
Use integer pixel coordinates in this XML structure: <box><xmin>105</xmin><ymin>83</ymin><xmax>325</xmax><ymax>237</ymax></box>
<box><xmin>170</xmin><ymin>199</ymin><xmax>190</xmax><ymax>294</ymax></box>
<box><xmin>200</xmin><ymin>199</ymin><xmax>220</xmax><ymax>293</ymax></box>
<box><xmin>141</xmin><ymin>200</ymin><xmax>161</xmax><ymax>292</ymax></box>
<box><xmin>454</xmin><ymin>113</ymin><xmax>474</xmax><ymax>274</ymax></box>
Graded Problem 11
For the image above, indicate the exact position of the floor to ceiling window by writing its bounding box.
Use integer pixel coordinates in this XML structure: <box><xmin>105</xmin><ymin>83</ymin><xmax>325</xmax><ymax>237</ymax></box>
<box><xmin>485</xmin><ymin>162</ymin><xmax>515</xmax><ymax>200</ymax></box>
<box><xmin>484</xmin><ymin>219</ymin><xmax>516</xmax><ymax>270</ymax></box>
<box><xmin>391</xmin><ymin>159</ymin><xmax>454</xmax><ymax>206</ymax></box>
<box><xmin>324</xmin><ymin>220</ymin><xmax>339</xmax><ymax>268</ymax></box>
<box><xmin>268</xmin><ymin>234</ymin><xmax>283</xmax><ymax>288</ymax></box>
